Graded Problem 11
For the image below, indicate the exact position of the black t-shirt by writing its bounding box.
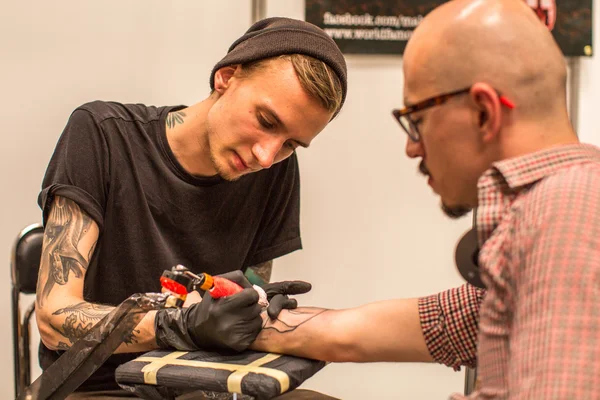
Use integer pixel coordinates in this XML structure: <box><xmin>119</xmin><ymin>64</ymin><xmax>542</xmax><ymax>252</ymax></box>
<box><xmin>38</xmin><ymin>101</ymin><xmax>302</xmax><ymax>391</ymax></box>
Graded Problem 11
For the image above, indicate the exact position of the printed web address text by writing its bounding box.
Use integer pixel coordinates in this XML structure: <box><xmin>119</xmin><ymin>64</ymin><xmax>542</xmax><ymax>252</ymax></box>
<box><xmin>324</xmin><ymin>28</ymin><xmax>413</xmax><ymax>41</ymax></box>
<box><xmin>323</xmin><ymin>12</ymin><xmax>423</xmax><ymax>28</ymax></box>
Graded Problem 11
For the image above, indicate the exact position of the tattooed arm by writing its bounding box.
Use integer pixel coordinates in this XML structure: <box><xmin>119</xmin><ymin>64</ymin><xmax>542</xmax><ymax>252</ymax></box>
<box><xmin>250</xmin><ymin>298</ymin><xmax>433</xmax><ymax>363</ymax></box>
<box><xmin>245</xmin><ymin>260</ymin><xmax>273</xmax><ymax>286</ymax></box>
<box><xmin>35</xmin><ymin>196</ymin><xmax>159</xmax><ymax>353</ymax></box>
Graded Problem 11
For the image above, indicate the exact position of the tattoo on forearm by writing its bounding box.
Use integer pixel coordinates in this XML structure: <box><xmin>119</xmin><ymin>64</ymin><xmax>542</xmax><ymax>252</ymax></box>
<box><xmin>56</xmin><ymin>341</ymin><xmax>70</xmax><ymax>351</ymax></box>
<box><xmin>166</xmin><ymin>111</ymin><xmax>186</xmax><ymax>129</ymax></box>
<box><xmin>260</xmin><ymin>308</ymin><xmax>326</xmax><ymax>334</ymax></box>
<box><xmin>50</xmin><ymin>302</ymin><xmax>140</xmax><ymax>349</ymax></box>
<box><xmin>37</xmin><ymin>197</ymin><xmax>94</xmax><ymax>307</ymax></box>
<box><xmin>50</xmin><ymin>313</ymin><xmax>93</xmax><ymax>348</ymax></box>
<box><xmin>245</xmin><ymin>260</ymin><xmax>273</xmax><ymax>286</ymax></box>
<box><xmin>118</xmin><ymin>317</ymin><xmax>142</xmax><ymax>346</ymax></box>
<box><xmin>50</xmin><ymin>302</ymin><xmax>111</xmax><ymax>347</ymax></box>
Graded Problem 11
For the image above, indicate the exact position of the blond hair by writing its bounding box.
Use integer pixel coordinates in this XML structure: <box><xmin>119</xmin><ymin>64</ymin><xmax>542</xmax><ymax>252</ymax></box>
<box><xmin>241</xmin><ymin>54</ymin><xmax>343</xmax><ymax>117</ymax></box>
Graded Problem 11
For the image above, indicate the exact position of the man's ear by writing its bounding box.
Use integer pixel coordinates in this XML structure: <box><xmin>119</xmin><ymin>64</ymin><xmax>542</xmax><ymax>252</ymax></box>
<box><xmin>213</xmin><ymin>65</ymin><xmax>240</xmax><ymax>94</ymax></box>
<box><xmin>471</xmin><ymin>83</ymin><xmax>502</xmax><ymax>143</ymax></box>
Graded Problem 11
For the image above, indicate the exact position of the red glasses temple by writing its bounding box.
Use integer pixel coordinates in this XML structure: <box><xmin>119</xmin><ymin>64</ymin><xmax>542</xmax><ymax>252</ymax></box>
<box><xmin>499</xmin><ymin>95</ymin><xmax>515</xmax><ymax>109</ymax></box>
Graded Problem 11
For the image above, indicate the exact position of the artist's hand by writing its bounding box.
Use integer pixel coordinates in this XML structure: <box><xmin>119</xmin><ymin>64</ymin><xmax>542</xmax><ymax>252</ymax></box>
<box><xmin>262</xmin><ymin>280</ymin><xmax>312</xmax><ymax>319</ymax></box>
<box><xmin>190</xmin><ymin>287</ymin><xmax>264</xmax><ymax>351</ymax></box>
<box><xmin>220</xmin><ymin>270</ymin><xmax>312</xmax><ymax>319</ymax></box>
<box><xmin>155</xmin><ymin>270</ymin><xmax>312</xmax><ymax>351</ymax></box>
<box><xmin>154</xmin><ymin>287</ymin><xmax>262</xmax><ymax>352</ymax></box>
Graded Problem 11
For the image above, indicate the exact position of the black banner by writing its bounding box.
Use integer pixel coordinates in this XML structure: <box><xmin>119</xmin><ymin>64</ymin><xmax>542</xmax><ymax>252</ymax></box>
<box><xmin>305</xmin><ymin>0</ymin><xmax>593</xmax><ymax>57</ymax></box>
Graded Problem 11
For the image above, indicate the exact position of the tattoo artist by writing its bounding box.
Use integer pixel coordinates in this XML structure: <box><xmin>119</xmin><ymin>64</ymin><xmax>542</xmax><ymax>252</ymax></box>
<box><xmin>35</xmin><ymin>17</ymin><xmax>346</xmax><ymax>399</ymax></box>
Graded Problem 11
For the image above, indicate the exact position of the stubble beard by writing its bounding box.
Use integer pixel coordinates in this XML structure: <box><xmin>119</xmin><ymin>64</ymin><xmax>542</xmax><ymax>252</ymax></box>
<box><xmin>419</xmin><ymin>160</ymin><xmax>472</xmax><ymax>219</ymax></box>
<box><xmin>206</xmin><ymin>129</ymin><xmax>242</xmax><ymax>182</ymax></box>
<box><xmin>209</xmin><ymin>149</ymin><xmax>242</xmax><ymax>182</ymax></box>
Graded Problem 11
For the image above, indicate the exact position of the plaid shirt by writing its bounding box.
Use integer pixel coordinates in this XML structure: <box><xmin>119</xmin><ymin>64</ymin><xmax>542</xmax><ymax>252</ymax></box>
<box><xmin>419</xmin><ymin>144</ymin><xmax>600</xmax><ymax>399</ymax></box>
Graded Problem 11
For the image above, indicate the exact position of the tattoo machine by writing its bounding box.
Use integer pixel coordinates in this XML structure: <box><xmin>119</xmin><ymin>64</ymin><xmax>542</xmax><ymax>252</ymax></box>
<box><xmin>160</xmin><ymin>264</ymin><xmax>268</xmax><ymax>307</ymax></box>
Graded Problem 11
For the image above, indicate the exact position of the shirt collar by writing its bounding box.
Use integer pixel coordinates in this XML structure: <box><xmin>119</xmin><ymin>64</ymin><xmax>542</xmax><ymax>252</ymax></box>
<box><xmin>476</xmin><ymin>143</ymin><xmax>600</xmax><ymax>244</ymax></box>
<box><xmin>490</xmin><ymin>143</ymin><xmax>600</xmax><ymax>190</ymax></box>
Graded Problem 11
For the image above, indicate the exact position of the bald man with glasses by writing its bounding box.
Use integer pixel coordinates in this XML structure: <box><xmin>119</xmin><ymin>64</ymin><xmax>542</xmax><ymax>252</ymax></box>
<box><xmin>246</xmin><ymin>0</ymin><xmax>600</xmax><ymax>398</ymax></box>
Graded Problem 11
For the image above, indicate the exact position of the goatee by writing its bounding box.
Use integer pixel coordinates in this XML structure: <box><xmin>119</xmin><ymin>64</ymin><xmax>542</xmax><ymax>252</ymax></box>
<box><xmin>441</xmin><ymin>202</ymin><xmax>472</xmax><ymax>219</ymax></box>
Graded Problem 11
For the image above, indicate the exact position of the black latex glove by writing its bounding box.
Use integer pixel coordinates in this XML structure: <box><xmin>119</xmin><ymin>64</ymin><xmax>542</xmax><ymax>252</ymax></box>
<box><xmin>261</xmin><ymin>280</ymin><xmax>312</xmax><ymax>319</ymax></box>
<box><xmin>154</xmin><ymin>270</ymin><xmax>312</xmax><ymax>351</ymax></box>
<box><xmin>223</xmin><ymin>270</ymin><xmax>312</xmax><ymax>319</ymax></box>
<box><xmin>155</xmin><ymin>283</ymin><xmax>262</xmax><ymax>352</ymax></box>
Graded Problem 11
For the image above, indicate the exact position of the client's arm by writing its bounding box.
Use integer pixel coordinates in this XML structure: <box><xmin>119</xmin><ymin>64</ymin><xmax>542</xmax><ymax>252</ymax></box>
<box><xmin>252</xmin><ymin>284</ymin><xmax>483</xmax><ymax>368</ymax></box>
<box><xmin>251</xmin><ymin>298</ymin><xmax>432</xmax><ymax>363</ymax></box>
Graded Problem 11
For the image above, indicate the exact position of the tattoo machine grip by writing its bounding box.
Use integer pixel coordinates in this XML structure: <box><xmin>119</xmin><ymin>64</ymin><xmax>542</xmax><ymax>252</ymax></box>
<box><xmin>208</xmin><ymin>276</ymin><xmax>244</xmax><ymax>297</ymax></box>
<box><xmin>161</xmin><ymin>266</ymin><xmax>268</xmax><ymax>306</ymax></box>
<box><xmin>205</xmin><ymin>275</ymin><xmax>269</xmax><ymax>307</ymax></box>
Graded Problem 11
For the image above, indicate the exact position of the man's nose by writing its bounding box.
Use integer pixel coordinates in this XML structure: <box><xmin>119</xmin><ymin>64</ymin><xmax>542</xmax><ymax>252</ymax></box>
<box><xmin>405</xmin><ymin>137</ymin><xmax>424</xmax><ymax>159</ymax></box>
<box><xmin>252</xmin><ymin>138</ymin><xmax>282</xmax><ymax>169</ymax></box>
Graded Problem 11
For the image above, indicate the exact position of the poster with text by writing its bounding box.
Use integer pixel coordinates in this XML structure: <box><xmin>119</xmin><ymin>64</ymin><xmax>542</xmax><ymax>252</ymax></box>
<box><xmin>305</xmin><ymin>0</ymin><xmax>592</xmax><ymax>56</ymax></box>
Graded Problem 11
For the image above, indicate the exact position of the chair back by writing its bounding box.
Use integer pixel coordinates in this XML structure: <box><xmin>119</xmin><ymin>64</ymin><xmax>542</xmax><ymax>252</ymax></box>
<box><xmin>11</xmin><ymin>223</ymin><xmax>44</xmax><ymax>397</ymax></box>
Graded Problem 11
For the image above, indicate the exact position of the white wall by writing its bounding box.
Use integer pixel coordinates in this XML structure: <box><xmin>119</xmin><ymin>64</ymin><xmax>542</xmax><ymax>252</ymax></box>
<box><xmin>1</xmin><ymin>1</ymin><xmax>597</xmax><ymax>399</ymax></box>
<box><xmin>578</xmin><ymin>13</ymin><xmax>600</xmax><ymax>145</ymax></box>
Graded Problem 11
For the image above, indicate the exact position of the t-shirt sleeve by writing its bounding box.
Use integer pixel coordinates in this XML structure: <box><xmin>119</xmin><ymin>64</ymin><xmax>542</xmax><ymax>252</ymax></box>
<box><xmin>38</xmin><ymin>108</ymin><xmax>109</xmax><ymax>231</ymax></box>
<box><xmin>243</xmin><ymin>152</ymin><xmax>302</xmax><ymax>267</ymax></box>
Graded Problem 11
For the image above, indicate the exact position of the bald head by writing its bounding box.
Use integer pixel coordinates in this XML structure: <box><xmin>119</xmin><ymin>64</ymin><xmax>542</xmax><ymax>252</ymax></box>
<box><xmin>404</xmin><ymin>0</ymin><xmax>567</xmax><ymax>118</ymax></box>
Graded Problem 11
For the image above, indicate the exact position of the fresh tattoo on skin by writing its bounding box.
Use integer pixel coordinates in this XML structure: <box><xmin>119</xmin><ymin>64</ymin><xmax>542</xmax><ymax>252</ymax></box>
<box><xmin>166</xmin><ymin>110</ymin><xmax>186</xmax><ymax>129</ymax></box>
<box><xmin>245</xmin><ymin>260</ymin><xmax>273</xmax><ymax>286</ymax></box>
<box><xmin>37</xmin><ymin>197</ymin><xmax>95</xmax><ymax>307</ymax></box>
<box><xmin>259</xmin><ymin>308</ymin><xmax>327</xmax><ymax>335</ymax></box>
<box><xmin>50</xmin><ymin>302</ymin><xmax>140</xmax><ymax>349</ymax></box>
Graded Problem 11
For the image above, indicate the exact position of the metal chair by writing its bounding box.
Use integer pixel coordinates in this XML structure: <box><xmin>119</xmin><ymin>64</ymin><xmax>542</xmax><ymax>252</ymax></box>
<box><xmin>11</xmin><ymin>223</ymin><xmax>44</xmax><ymax>397</ymax></box>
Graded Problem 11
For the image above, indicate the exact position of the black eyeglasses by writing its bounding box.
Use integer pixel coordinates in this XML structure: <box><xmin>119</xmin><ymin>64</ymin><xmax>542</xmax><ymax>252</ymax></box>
<box><xmin>391</xmin><ymin>87</ymin><xmax>515</xmax><ymax>142</ymax></box>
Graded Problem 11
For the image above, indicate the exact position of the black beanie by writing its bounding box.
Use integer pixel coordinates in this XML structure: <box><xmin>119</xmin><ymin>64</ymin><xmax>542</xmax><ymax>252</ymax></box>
<box><xmin>210</xmin><ymin>17</ymin><xmax>347</xmax><ymax>114</ymax></box>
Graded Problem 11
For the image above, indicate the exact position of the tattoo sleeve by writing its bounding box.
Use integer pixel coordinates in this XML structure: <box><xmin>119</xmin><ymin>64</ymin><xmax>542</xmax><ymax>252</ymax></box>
<box><xmin>36</xmin><ymin>197</ymin><xmax>152</xmax><ymax>353</ymax></box>
<box><xmin>245</xmin><ymin>260</ymin><xmax>273</xmax><ymax>286</ymax></box>
<box><xmin>37</xmin><ymin>197</ymin><xmax>96</xmax><ymax>308</ymax></box>
<box><xmin>165</xmin><ymin>110</ymin><xmax>186</xmax><ymax>129</ymax></box>
<box><xmin>49</xmin><ymin>302</ymin><xmax>141</xmax><ymax>350</ymax></box>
